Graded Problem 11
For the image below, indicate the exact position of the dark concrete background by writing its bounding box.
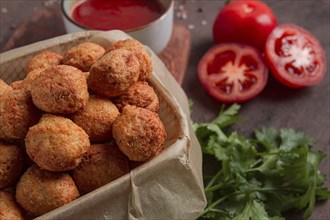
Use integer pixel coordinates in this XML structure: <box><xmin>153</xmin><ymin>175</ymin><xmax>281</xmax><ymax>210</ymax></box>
<box><xmin>178</xmin><ymin>1</ymin><xmax>329</xmax><ymax>219</ymax></box>
<box><xmin>0</xmin><ymin>0</ymin><xmax>329</xmax><ymax>219</ymax></box>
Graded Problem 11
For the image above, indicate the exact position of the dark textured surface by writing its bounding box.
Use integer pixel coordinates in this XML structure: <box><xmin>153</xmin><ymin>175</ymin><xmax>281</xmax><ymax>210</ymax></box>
<box><xmin>0</xmin><ymin>0</ymin><xmax>329</xmax><ymax>219</ymax></box>
<box><xmin>178</xmin><ymin>1</ymin><xmax>330</xmax><ymax>219</ymax></box>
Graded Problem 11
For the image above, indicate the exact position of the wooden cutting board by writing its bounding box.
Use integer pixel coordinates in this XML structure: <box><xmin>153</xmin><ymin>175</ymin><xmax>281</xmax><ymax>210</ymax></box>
<box><xmin>158</xmin><ymin>23</ymin><xmax>190</xmax><ymax>85</ymax></box>
<box><xmin>3</xmin><ymin>5</ymin><xmax>190</xmax><ymax>85</ymax></box>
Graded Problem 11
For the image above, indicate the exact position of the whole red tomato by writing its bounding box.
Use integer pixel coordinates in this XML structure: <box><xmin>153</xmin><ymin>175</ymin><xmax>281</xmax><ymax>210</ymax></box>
<box><xmin>213</xmin><ymin>0</ymin><xmax>278</xmax><ymax>51</ymax></box>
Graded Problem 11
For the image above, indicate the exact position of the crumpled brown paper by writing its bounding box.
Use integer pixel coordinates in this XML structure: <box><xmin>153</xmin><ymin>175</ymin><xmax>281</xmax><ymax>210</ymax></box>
<box><xmin>0</xmin><ymin>30</ymin><xmax>207</xmax><ymax>220</ymax></box>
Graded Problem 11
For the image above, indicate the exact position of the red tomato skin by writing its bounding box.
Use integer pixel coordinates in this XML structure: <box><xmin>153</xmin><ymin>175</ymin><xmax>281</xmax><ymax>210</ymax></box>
<box><xmin>265</xmin><ymin>24</ymin><xmax>326</xmax><ymax>88</ymax></box>
<box><xmin>213</xmin><ymin>0</ymin><xmax>278</xmax><ymax>51</ymax></box>
<box><xmin>197</xmin><ymin>43</ymin><xmax>268</xmax><ymax>103</ymax></box>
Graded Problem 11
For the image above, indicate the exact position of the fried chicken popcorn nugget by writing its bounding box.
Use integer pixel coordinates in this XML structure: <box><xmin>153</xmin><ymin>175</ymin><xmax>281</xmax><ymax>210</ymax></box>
<box><xmin>0</xmin><ymin>191</ymin><xmax>24</xmax><ymax>220</ymax></box>
<box><xmin>73</xmin><ymin>143</ymin><xmax>129</xmax><ymax>193</ymax></box>
<box><xmin>30</xmin><ymin>65</ymin><xmax>89</xmax><ymax>114</ymax></box>
<box><xmin>114</xmin><ymin>81</ymin><xmax>159</xmax><ymax>112</ymax></box>
<box><xmin>15</xmin><ymin>165</ymin><xmax>79</xmax><ymax>217</ymax></box>
<box><xmin>24</xmin><ymin>51</ymin><xmax>62</xmax><ymax>75</ymax></box>
<box><xmin>25</xmin><ymin>114</ymin><xmax>90</xmax><ymax>171</ymax></box>
<box><xmin>72</xmin><ymin>95</ymin><xmax>119</xmax><ymax>143</ymax></box>
<box><xmin>10</xmin><ymin>68</ymin><xmax>44</xmax><ymax>92</ymax></box>
<box><xmin>112</xmin><ymin>106</ymin><xmax>166</xmax><ymax>162</ymax></box>
<box><xmin>88</xmin><ymin>49</ymin><xmax>139</xmax><ymax>97</ymax></box>
<box><xmin>0</xmin><ymin>90</ymin><xmax>41</xmax><ymax>139</ymax></box>
<box><xmin>0</xmin><ymin>141</ymin><xmax>24</xmax><ymax>190</ymax></box>
<box><xmin>127</xmin><ymin>136</ymin><xmax>165</xmax><ymax>170</ymax></box>
<box><xmin>8</xmin><ymin>80</ymin><xmax>24</xmax><ymax>91</ymax></box>
<box><xmin>106</xmin><ymin>39</ymin><xmax>153</xmax><ymax>81</ymax></box>
<box><xmin>63</xmin><ymin>42</ymin><xmax>106</xmax><ymax>72</ymax></box>
<box><xmin>0</xmin><ymin>79</ymin><xmax>12</xmax><ymax>96</ymax></box>
<box><xmin>88</xmin><ymin>49</ymin><xmax>140</xmax><ymax>97</ymax></box>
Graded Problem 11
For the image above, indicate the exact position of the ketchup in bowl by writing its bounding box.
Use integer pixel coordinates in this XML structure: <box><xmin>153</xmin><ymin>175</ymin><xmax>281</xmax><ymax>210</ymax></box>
<box><xmin>71</xmin><ymin>0</ymin><xmax>166</xmax><ymax>31</ymax></box>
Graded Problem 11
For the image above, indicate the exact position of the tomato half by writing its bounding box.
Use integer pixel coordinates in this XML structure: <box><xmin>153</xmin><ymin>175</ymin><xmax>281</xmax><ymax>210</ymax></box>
<box><xmin>213</xmin><ymin>0</ymin><xmax>278</xmax><ymax>51</ymax></box>
<box><xmin>265</xmin><ymin>24</ymin><xmax>326</xmax><ymax>88</ymax></box>
<box><xmin>198</xmin><ymin>43</ymin><xmax>268</xmax><ymax>103</ymax></box>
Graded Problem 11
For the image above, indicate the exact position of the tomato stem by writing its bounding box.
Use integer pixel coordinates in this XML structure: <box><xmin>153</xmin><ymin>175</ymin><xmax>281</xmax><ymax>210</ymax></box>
<box><xmin>225</xmin><ymin>0</ymin><xmax>232</xmax><ymax>5</ymax></box>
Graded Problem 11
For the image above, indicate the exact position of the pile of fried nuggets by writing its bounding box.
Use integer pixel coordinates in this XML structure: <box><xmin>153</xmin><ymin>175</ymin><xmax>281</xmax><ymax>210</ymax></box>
<box><xmin>0</xmin><ymin>39</ymin><xmax>166</xmax><ymax>218</ymax></box>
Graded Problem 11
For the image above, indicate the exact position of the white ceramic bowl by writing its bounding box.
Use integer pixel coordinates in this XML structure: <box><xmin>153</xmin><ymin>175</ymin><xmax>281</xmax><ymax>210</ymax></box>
<box><xmin>61</xmin><ymin>0</ymin><xmax>174</xmax><ymax>53</ymax></box>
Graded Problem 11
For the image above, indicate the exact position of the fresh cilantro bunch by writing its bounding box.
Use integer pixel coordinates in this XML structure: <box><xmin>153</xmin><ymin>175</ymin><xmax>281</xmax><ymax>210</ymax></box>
<box><xmin>193</xmin><ymin>104</ymin><xmax>330</xmax><ymax>220</ymax></box>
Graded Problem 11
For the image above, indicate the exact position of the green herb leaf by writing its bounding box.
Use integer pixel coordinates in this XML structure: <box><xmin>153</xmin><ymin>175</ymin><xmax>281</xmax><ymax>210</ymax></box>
<box><xmin>195</xmin><ymin>104</ymin><xmax>330</xmax><ymax>220</ymax></box>
<box><xmin>279</xmin><ymin>128</ymin><xmax>314</xmax><ymax>151</ymax></box>
<box><xmin>212</xmin><ymin>104</ymin><xmax>241</xmax><ymax>128</ymax></box>
<box><xmin>254</xmin><ymin>127</ymin><xmax>280</xmax><ymax>151</ymax></box>
<box><xmin>232</xmin><ymin>199</ymin><xmax>271</xmax><ymax>220</ymax></box>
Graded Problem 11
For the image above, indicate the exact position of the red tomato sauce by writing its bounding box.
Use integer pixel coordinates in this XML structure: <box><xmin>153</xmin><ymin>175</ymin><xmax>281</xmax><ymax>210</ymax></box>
<box><xmin>71</xmin><ymin>0</ymin><xmax>166</xmax><ymax>31</ymax></box>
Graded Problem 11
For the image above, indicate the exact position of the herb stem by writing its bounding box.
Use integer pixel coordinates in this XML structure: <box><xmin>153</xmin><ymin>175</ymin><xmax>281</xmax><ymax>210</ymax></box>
<box><xmin>199</xmin><ymin>191</ymin><xmax>241</xmax><ymax>217</ymax></box>
<box><xmin>205</xmin><ymin>169</ymin><xmax>223</xmax><ymax>189</ymax></box>
<box><xmin>205</xmin><ymin>182</ymin><xmax>226</xmax><ymax>193</ymax></box>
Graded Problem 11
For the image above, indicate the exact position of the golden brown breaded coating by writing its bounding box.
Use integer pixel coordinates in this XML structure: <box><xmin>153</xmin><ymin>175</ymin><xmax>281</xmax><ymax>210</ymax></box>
<box><xmin>63</xmin><ymin>42</ymin><xmax>106</xmax><ymax>72</ymax></box>
<box><xmin>112</xmin><ymin>106</ymin><xmax>165</xmax><ymax>161</ymax></box>
<box><xmin>128</xmin><ymin>142</ymin><xmax>164</xmax><ymax>170</ymax></box>
<box><xmin>83</xmin><ymin>71</ymin><xmax>90</xmax><ymax>79</ymax></box>
<box><xmin>24</xmin><ymin>51</ymin><xmax>62</xmax><ymax>75</ymax></box>
<box><xmin>25</xmin><ymin>114</ymin><xmax>90</xmax><ymax>171</ymax></box>
<box><xmin>0</xmin><ymin>191</ymin><xmax>24</xmax><ymax>220</ymax></box>
<box><xmin>0</xmin><ymin>79</ymin><xmax>12</xmax><ymax>97</ymax></box>
<box><xmin>106</xmin><ymin>39</ymin><xmax>153</xmax><ymax>81</ymax></box>
<box><xmin>113</xmin><ymin>81</ymin><xmax>159</xmax><ymax>112</ymax></box>
<box><xmin>30</xmin><ymin>65</ymin><xmax>89</xmax><ymax>114</ymax></box>
<box><xmin>73</xmin><ymin>143</ymin><xmax>129</xmax><ymax>193</ymax></box>
<box><xmin>15</xmin><ymin>165</ymin><xmax>79</xmax><ymax>217</ymax></box>
<box><xmin>88</xmin><ymin>49</ymin><xmax>140</xmax><ymax>97</ymax></box>
<box><xmin>0</xmin><ymin>90</ymin><xmax>41</xmax><ymax>139</ymax></box>
<box><xmin>72</xmin><ymin>95</ymin><xmax>119</xmax><ymax>143</ymax></box>
<box><xmin>10</xmin><ymin>68</ymin><xmax>44</xmax><ymax>91</ymax></box>
<box><xmin>9</xmin><ymin>80</ymin><xmax>24</xmax><ymax>90</ymax></box>
<box><xmin>0</xmin><ymin>142</ymin><xmax>24</xmax><ymax>190</ymax></box>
